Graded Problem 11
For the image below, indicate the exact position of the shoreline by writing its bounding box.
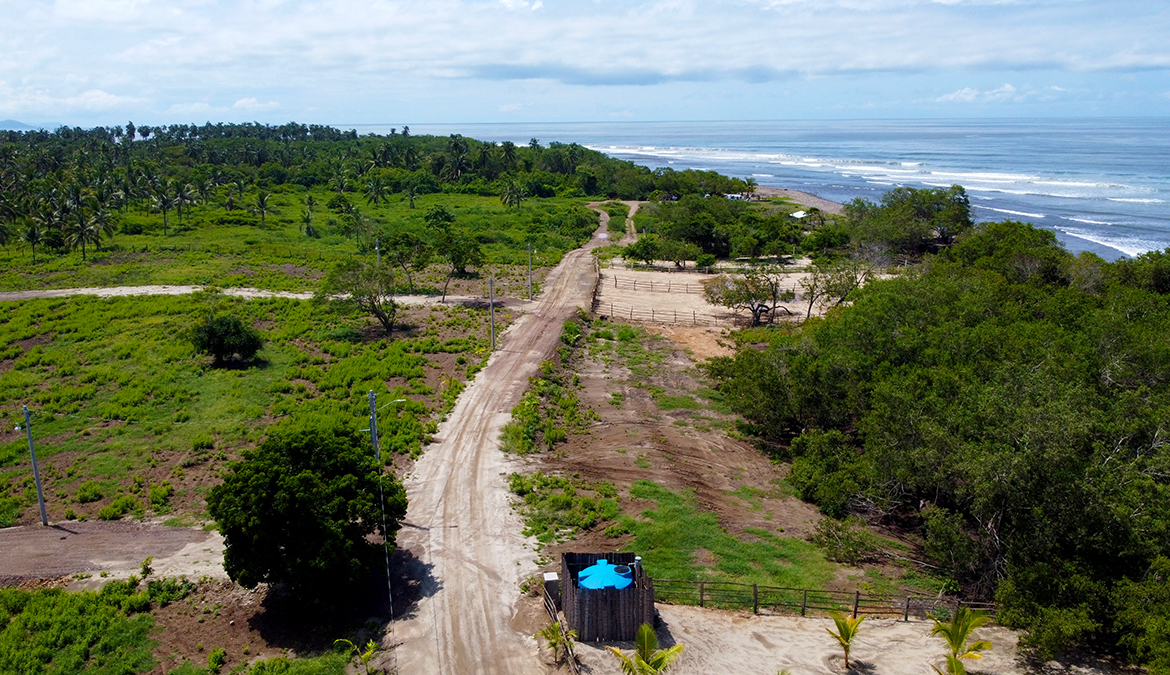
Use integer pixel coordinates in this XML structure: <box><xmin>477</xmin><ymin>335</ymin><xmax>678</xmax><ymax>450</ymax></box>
<box><xmin>756</xmin><ymin>186</ymin><xmax>845</xmax><ymax>215</ymax></box>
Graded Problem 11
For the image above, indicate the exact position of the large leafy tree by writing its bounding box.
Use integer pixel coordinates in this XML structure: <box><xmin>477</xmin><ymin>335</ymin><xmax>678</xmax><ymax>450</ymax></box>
<box><xmin>318</xmin><ymin>257</ymin><xmax>400</xmax><ymax>335</ymax></box>
<box><xmin>206</xmin><ymin>417</ymin><xmax>407</xmax><ymax>608</ymax></box>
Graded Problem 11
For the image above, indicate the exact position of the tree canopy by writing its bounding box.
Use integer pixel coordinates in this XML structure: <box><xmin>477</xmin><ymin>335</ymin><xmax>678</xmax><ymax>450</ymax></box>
<box><xmin>187</xmin><ymin>314</ymin><xmax>264</xmax><ymax>363</ymax></box>
<box><xmin>707</xmin><ymin>218</ymin><xmax>1170</xmax><ymax>665</ymax></box>
<box><xmin>206</xmin><ymin>416</ymin><xmax>407</xmax><ymax>608</ymax></box>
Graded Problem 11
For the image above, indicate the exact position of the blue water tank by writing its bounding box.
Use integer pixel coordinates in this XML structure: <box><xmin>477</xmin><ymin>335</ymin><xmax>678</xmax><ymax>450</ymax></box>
<box><xmin>578</xmin><ymin>559</ymin><xmax>634</xmax><ymax>590</ymax></box>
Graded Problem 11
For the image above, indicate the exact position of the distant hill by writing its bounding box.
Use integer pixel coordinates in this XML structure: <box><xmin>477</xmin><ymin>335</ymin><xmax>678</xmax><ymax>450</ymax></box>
<box><xmin>0</xmin><ymin>119</ymin><xmax>39</xmax><ymax>131</ymax></box>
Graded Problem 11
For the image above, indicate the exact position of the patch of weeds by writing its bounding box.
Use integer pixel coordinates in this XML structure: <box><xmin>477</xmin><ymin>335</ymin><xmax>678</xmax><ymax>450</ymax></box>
<box><xmin>609</xmin><ymin>391</ymin><xmax>625</xmax><ymax>407</ymax></box>
<box><xmin>508</xmin><ymin>471</ymin><xmax>620</xmax><ymax>544</ymax></box>
<box><xmin>634</xmin><ymin>453</ymin><xmax>651</xmax><ymax>469</ymax></box>
<box><xmin>77</xmin><ymin>481</ymin><xmax>105</xmax><ymax>503</ymax></box>
<box><xmin>730</xmin><ymin>486</ymin><xmax>764</xmax><ymax>511</ymax></box>
<box><xmin>656</xmin><ymin>394</ymin><xmax>700</xmax><ymax>411</ymax></box>
<box><xmin>620</xmin><ymin>480</ymin><xmax>833</xmax><ymax>590</ymax></box>
<box><xmin>150</xmin><ymin>482</ymin><xmax>175</xmax><ymax>510</ymax></box>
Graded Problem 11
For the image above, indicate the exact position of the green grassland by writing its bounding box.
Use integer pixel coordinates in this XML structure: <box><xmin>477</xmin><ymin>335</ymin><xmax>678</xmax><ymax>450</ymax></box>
<box><xmin>0</xmin><ymin>191</ymin><xmax>596</xmax><ymax>293</ymax></box>
<box><xmin>0</xmin><ymin>577</ymin><xmax>348</xmax><ymax>675</ymax></box>
<box><xmin>0</xmin><ymin>293</ymin><xmax>502</xmax><ymax>525</ymax></box>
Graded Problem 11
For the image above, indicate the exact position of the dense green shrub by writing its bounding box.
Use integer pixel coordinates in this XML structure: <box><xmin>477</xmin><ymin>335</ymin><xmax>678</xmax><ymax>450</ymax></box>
<box><xmin>77</xmin><ymin>481</ymin><xmax>104</xmax><ymax>503</ymax></box>
<box><xmin>188</xmin><ymin>314</ymin><xmax>264</xmax><ymax>363</ymax></box>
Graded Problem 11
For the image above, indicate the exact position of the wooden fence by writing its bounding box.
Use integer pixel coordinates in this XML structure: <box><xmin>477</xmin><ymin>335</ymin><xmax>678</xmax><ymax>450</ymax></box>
<box><xmin>605</xmin><ymin>275</ymin><xmax>705</xmax><ymax>294</ymax></box>
<box><xmin>596</xmin><ymin>302</ymin><xmax>724</xmax><ymax>327</ymax></box>
<box><xmin>653</xmin><ymin>578</ymin><xmax>996</xmax><ymax>621</ymax></box>
<box><xmin>540</xmin><ymin>584</ymin><xmax>581</xmax><ymax>675</ymax></box>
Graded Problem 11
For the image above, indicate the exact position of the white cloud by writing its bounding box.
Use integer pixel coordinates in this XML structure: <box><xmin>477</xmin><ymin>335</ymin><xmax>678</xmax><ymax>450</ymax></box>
<box><xmin>0</xmin><ymin>0</ymin><xmax>1165</xmax><ymax>121</ymax></box>
<box><xmin>233</xmin><ymin>98</ymin><xmax>280</xmax><ymax>112</ymax></box>
<box><xmin>936</xmin><ymin>87</ymin><xmax>980</xmax><ymax>103</ymax></box>
<box><xmin>0</xmin><ymin>82</ymin><xmax>141</xmax><ymax>115</ymax></box>
<box><xmin>498</xmin><ymin>102</ymin><xmax>523</xmax><ymax>112</ymax></box>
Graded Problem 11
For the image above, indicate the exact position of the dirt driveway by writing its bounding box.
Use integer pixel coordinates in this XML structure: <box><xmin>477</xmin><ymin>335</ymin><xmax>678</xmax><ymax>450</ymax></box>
<box><xmin>391</xmin><ymin>221</ymin><xmax>607</xmax><ymax>675</ymax></box>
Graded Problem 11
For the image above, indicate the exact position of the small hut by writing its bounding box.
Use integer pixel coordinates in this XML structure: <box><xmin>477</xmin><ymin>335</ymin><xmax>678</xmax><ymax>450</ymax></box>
<box><xmin>561</xmin><ymin>552</ymin><xmax>655</xmax><ymax>642</ymax></box>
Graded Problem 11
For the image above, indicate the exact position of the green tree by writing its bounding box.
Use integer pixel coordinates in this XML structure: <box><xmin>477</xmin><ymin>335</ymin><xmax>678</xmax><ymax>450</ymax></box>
<box><xmin>22</xmin><ymin>217</ymin><xmax>42</xmax><ymax>263</ymax></box>
<box><xmin>318</xmin><ymin>257</ymin><xmax>400</xmax><ymax>335</ymax></box>
<box><xmin>385</xmin><ymin>231</ymin><xmax>433</xmax><ymax>293</ymax></box>
<box><xmin>702</xmin><ymin>268</ymin><xmax>795</xmax><ymax>326</ymax></box>
<box><xmin>826</xmin><ymin>612</ymin><xmax>865</xmax><ymax>669</ymax></box>
<box><xmin>605</xmin><ymin>623</ymin><xmax>684</xmax><ymax>674</ymax></box>
<box><xmin>624</xmin><ymin>234</ymin><xmax>661</xmax><ymax>266</ymax></box>
<box><xmin>206</xmin><ymin>417</ymin><xmax>407</xmax><ymax>608</ymax></box>
<box><xmin>188</xmin><ymin>314</ymin><xmax>264</xmax><ymax>363</ymax></box>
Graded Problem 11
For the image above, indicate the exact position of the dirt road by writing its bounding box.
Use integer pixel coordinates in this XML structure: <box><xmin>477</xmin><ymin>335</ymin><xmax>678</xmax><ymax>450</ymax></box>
<box><xmin>391</xmin><ymin>223</ymin><xmax>605</xmax><ymax>674</ymax></box>
<box><xmin>0</xmin><ymin>285</ymin><xmax>481</xmax><ymax>305</ymax></box>
<box><xmin>0</xmin><ymin>520</ymin><xmax>227</xmax><ymax>589</ymax></box>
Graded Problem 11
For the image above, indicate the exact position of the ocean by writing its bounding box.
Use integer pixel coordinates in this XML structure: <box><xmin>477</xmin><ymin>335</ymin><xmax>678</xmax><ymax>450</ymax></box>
<box><xmin>351</xmin><ymin>119</ymin><xmax>1170</xmax><ymax>261</ymax></box>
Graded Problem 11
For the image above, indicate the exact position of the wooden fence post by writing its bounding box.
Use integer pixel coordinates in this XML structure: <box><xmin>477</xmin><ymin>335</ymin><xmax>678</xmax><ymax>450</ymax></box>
<box><xmin>752</xmin><ymin>585</ymin><xmax>759</xmax><ymax>615</ymax></box>
<box><xmin>801</xmin><ymin>589</ymin><xmax>808</xmax><ymax>616</ymax></box>
<box><xmin>853</xmin><ymin>591</ymin><xmax>861</xmax><ymax>619</ymax></box>
<box><xmin>699</xmin><ymin>582</ymin><xmax>705</xmax><ymax>608</ymax></box>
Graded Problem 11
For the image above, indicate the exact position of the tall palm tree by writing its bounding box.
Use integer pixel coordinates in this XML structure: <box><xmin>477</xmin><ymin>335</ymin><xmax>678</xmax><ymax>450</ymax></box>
<box><xmin>826</xmin><ymin>612</ymin><xmax>865</xmax><ymax>669</ymax></box>
<box><xmin>65</xmin><ymin>211</ymin><xmax>101</xmax><ymax>261</ymax></box>
<box><xmin>501</xmin><ymin>141</ymin><xmax>517</xmax><ymax>170</ymax></box>
<box><xmin>252</xmin><ymin>191</ymin><xmax>274</xmax><ymax>229</ymax></box>
<box><xmin>606</xmin><ymin>623</ymin><xmax>684</xmax><ymax>675</ymax></box>
<box><xmin>152</xmin><ymin>191</ymin><xmax>175</xmax><ymax>235</ymax></box>
<box><xmin>21</xmin><ymin>218</ymin><xmax>41</xmax><ymax>263</ymax></box>
<box><xmin>90</xmin><ymin>207</ymin><xmax>116</xmax><ymax>250</ymax></box>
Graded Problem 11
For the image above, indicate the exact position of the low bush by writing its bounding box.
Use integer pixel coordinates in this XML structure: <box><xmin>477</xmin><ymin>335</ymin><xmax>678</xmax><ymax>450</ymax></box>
<box><xmin>77</xmin><ymin>481</ymin><xmax>104</xmax><ymax>503</ymax></box>
<box><xmin>99</xmin><ymin>495</ymin><xmax>139</xmax><ymax>521</ymax></box>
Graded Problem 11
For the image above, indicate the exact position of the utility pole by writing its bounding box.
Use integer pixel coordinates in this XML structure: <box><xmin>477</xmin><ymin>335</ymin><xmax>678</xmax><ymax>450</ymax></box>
<box><xmin>489</xmin><ymin>278</ymin><xmax>496</xmax><ymax>350</ymax></box>
<box><xmin>367</xmin><ymin>391</ymin><xmax>393</xmax><ymax>611</ymax></box>
<box><xmin>375</xmin><ymin>238</ymin><xmax>380</xmax><ymax>265</ymax></box>
<box><xmin>22</xmin><ymin>406</ymin><xmax>48</xmax><ymax>526</ymax></box>
<box><xmin>527</xmin><ymin>243</ymin><xmax>533</xmax><ymax>301</ymax></box>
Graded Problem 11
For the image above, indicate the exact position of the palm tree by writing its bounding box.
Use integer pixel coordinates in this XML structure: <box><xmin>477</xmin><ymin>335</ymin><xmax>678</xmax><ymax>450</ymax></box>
<box><xmin>826</xmin><ymin>612</ymin><xmax>865</xmax><ymax>669</ymax></box>
<box><xmin>403</xmin><ymin>184</ymin><xmax>419</xmax><ymax>209</ymax></box>
<box><xmin>301</xmin><ymin>209</ymin><xmax>318</xmax><ymax>238</ymax></box>
<box><xmin>252</xmin><ymin>191</ymin><xmax>274</xmax><ymax>229</ymax></box>
<box><xmin>22</xmin><ymin>218</ymin><xmax>41</xmax><ymax>263</ymax></box>
<box><xmin>606</xmin><ymin>623</ymin><xmax>684</xmax><ymax>675</ymax></box>
<box><xmin>930</xmin><ymin>606</ymin><xmax>992</xmax><ymax>674</ymax></box>
<box><xmin>501</xmin><ymin>180</ymin><xmax>525</xmax><ymax>210</ymax></box>
<box><xmin>152</xmin><ymin>191</ymin><xmax>175</xmax><ymax>236</ymax></box>
<box><xmin>65</xmin><ymin>211</ymin><xmax>101</xmax><ymax>261</ymax></box>
<box><xmin>536</xmin><ymin>622</ymin><xmax>577</xmax><ymax>666</ymax></box>
<box><xmin>364</xmin><ymin>174</ymin><xmax>388</xmax><ymax>206</ymax></box>
<box><xmin>744</xmin><ymin>177</ymin><xmax>759</xmax><ymax>200</ymax></box>
<box><xmin>501</xmin><ymin>141</ymin><xmax>517</xmax><ymax>170</ymax></box>
<box><xmin>90</xmin><ymin>207</ymin><xmax>116</xmax><ymax>250</ymax></box>
<box><xmin>175</xmin><ymin>182</ymin><xmax>195</xmax><ymax>223</ymax></box>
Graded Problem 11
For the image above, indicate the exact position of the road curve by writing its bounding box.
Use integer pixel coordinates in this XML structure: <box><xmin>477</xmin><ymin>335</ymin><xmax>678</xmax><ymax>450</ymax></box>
<box><xmin>391</xmin><ymin>222</ymin><xmax>605</xmax><ymax>674</ymax></box>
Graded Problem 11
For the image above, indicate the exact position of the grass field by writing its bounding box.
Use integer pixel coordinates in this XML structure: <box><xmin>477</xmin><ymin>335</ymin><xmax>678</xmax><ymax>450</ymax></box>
<box><xmin>0</xmin><ymin>293</ymin><xmax>505</xmax><ymax>525</ymax></box>
<box><xmin>0</xmin><ymin>191</ymin><xmax>596</xmax><ymax>293</ymax></box>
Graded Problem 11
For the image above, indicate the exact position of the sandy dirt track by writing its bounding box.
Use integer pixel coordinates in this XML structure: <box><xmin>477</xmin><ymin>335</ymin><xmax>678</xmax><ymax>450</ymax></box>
<box><xmin>391</xmin><ymin>223</ymin><xmax>606</xmax><ymax>674</ymax></box>
<box><xmin>0</xmin><ymin>285</ymin><xmax>484</xmax><ymax>305</ymax></box>
<box><xmin>0</xmin><ymin>520</ymin><xmax>226</xmax><ymax>589</ymax></box>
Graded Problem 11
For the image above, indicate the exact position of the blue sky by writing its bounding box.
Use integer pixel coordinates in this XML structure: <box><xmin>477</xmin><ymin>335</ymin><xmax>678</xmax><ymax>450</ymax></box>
<box><xmin>2</xmin><ymin>0</ymin><xmax>1167</xmax><ymax>126</ymax></box>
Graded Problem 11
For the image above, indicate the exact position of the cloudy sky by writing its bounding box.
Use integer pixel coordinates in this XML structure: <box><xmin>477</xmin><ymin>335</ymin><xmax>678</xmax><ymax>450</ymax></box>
<box><xmin>2</xmin><ymin>0</ymin><xmax>1167</xmax><ymax>126</ymax></box>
